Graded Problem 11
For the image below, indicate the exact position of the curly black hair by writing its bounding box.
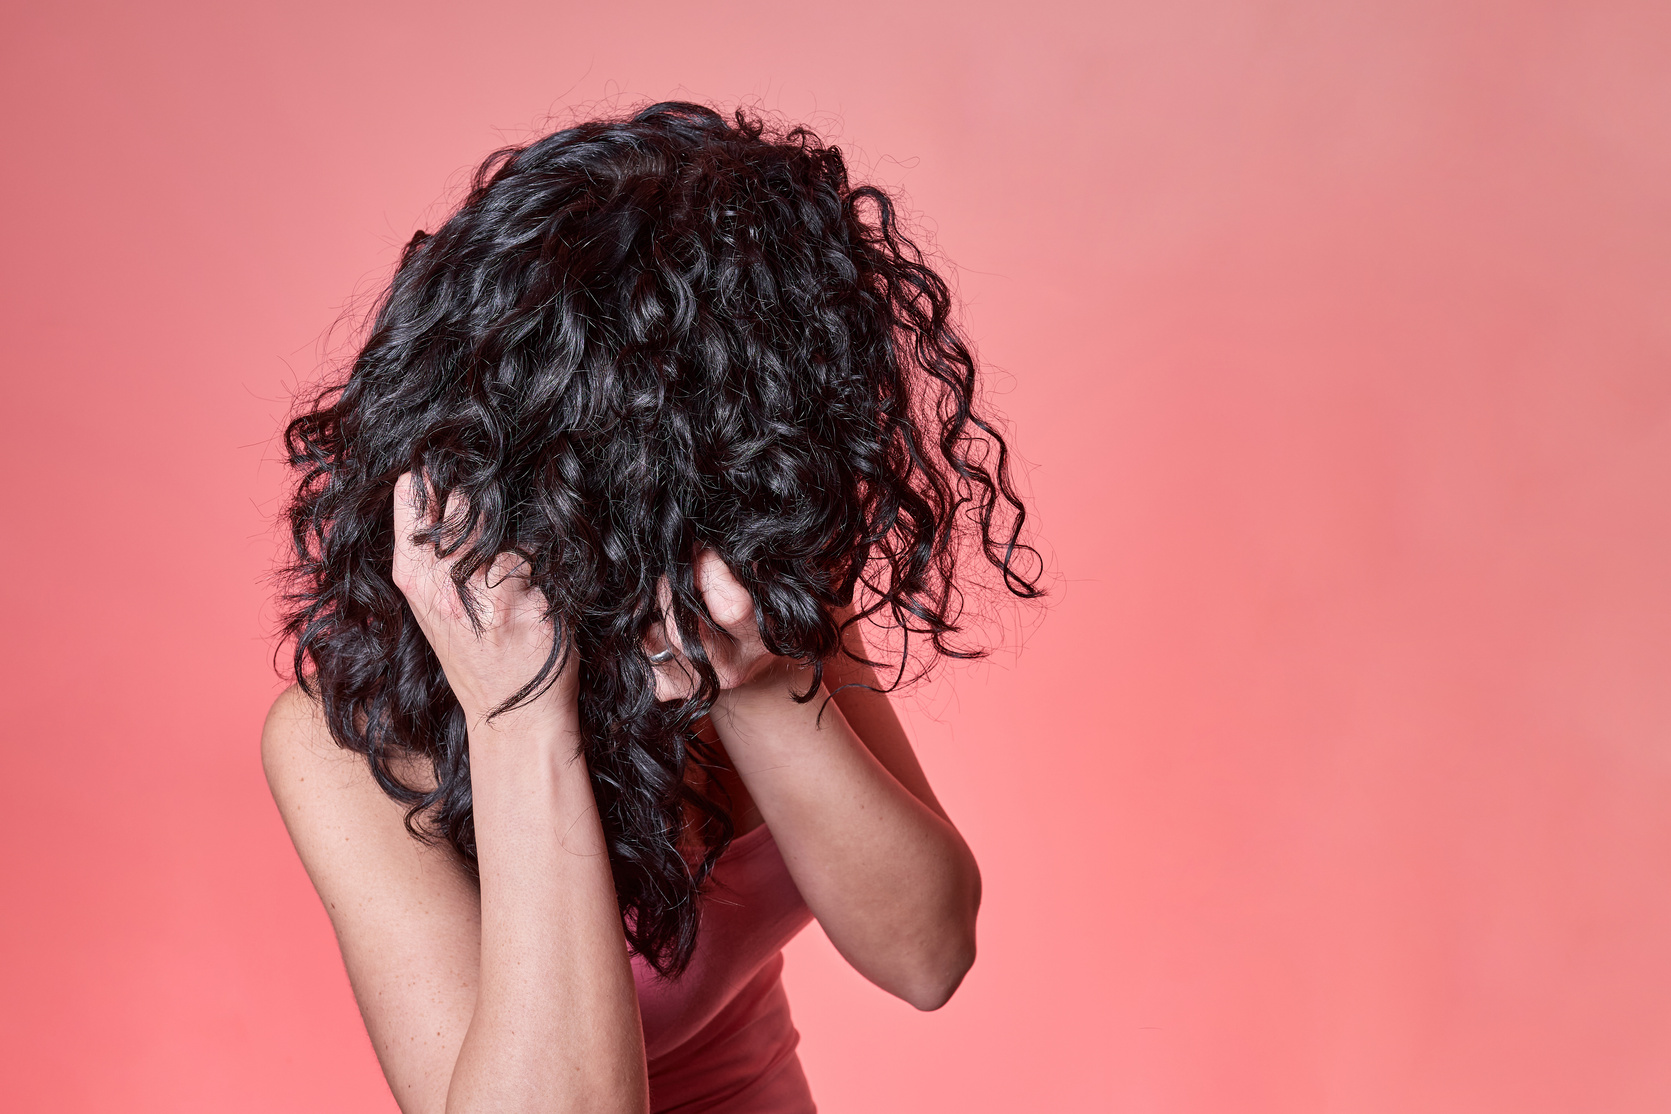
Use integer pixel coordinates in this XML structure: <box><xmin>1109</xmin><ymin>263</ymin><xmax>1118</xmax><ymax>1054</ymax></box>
<box><xmin>280</xmin><ymin>101</ymin><xmax>1040</xmax><ymax>975</ymax></box>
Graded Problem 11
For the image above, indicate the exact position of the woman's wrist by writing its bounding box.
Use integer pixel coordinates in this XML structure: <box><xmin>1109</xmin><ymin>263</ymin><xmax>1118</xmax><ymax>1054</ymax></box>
<box><xmin>466</xmin><ymin>691</ymin><xmax>585</xmax><ymax>763</ymax></box>
<box><xmin>709</xmin><ymin>665</ymin><xmax>831</xmax><ymax>766</ymax></box>
<box><xmin>715</xmin><ymin>655</ymin><xmax>820</xmax><ymax>708</ymax></box>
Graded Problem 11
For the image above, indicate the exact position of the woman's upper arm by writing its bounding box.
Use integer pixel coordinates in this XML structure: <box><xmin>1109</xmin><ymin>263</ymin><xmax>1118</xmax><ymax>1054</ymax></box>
<box><xmin>261</xmin><ymin>685</ymin><xmax>481</xmax><ymax>1114</ymax></box>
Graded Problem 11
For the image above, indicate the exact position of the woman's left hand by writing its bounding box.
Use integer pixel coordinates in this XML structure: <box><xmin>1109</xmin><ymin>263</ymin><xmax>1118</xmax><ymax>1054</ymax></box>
<box><xmin>645</xmin><ymin>549</ymin><xmax>805</xmax><ymax>702</ymax></box>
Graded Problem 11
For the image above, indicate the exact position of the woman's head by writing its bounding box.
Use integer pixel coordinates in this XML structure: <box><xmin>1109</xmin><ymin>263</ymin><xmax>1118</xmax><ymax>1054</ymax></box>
<box><xmin>282</xmin><ymin>101</ymin><xmax>1039</xmax><ymax>973</ymax></box>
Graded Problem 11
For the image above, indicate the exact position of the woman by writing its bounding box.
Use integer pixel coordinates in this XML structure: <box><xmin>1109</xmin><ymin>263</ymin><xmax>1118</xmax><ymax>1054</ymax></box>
<box><xmin>263</xmin><ymin>101</ymin><xmax>1039</xmax><ymax>1114</ymax></box>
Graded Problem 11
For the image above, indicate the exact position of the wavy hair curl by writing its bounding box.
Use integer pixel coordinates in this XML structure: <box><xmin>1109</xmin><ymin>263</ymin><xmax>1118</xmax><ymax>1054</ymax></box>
<box><xmin>280</xmin><ymin>101</ymin><xmax>1040</xmax><ymax>975</ymax></box>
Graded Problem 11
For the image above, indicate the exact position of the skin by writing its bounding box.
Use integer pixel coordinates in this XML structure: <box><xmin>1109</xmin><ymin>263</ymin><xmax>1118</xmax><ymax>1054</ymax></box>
<box><xmin>262</xmin><ymin>473</ymin><xmax>982</xmax><ymax>1114</ymax></box>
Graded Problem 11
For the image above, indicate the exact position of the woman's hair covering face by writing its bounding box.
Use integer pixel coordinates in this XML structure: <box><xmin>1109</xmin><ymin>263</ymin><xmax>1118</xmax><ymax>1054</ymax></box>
<box><xmin>281</xmin><ymin>102</ymin><xmax>1041</xmax><ymax>975</ymax></box>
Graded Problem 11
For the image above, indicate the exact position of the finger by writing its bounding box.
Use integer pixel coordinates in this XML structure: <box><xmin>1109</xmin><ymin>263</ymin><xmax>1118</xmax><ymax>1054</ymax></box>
<box><xmin>393</xmin><ymin>472</ymin><xmax>429</xmax><ymax>553</ymax></box>
<box><xmin>643</xmin><ymin>575</ymin><xmax>693</xmax><ymax>704</ymax></box>
<box><xmin>484</xmin><ymin>551</ymin><xmax>532</xmax><ymax>590</ymax></box>
<box><xmin>393</xmin><ymin>473</ymin><xmax>475</xmax><ymax>623</ymax></box>
<box><xmin>482</xmin><ymin>552</ymin><xmax>546</xmax><ymax>628</ymax></box>
<box><xmin>392</xmin><ymin>472</ymin><xmax>441</xmax><ymax>594</ymax></box>
<box><xmin>647</xmin><ymin>574</ymin><xmax>689</xmax><ymax>658</ymax></box>
<box><xmin>440</xmin><ymin>486</ymin><xmax>473</xmax><ymax>553</ymax></box>
<box><xmin>393</xmin><ymin>470</ymin><xmax>416</xmax><ymax>534</ymax></box>
<box><xmin>695</xmin><ymin>548</ymin><xmax>753</xmax><ymax>631</ymax></box>
<box><xmin>650</xmin><ymin>654</ymin><xmax>696</xmax><ymax>703</ymax></box>
<box><xmin>644</xmin><ymin>628</ymin><xmax>679</xmax><ymax>662</ymax></box>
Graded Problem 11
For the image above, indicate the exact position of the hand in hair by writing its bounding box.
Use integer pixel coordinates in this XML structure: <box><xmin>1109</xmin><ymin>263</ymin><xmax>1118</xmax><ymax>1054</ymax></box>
<box><xmin>391</xmin><ymin>472</ymin><xmax>577</xmax><ymax>739</ymax></box>
<box><xmin>644</xmin><ymin>549</ymin><xmax>807</xmax><ymax>703</ymax></box>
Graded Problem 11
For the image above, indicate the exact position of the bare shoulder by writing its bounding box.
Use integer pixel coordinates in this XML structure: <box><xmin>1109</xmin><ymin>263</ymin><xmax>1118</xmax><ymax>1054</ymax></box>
<box><xmin>260</xmin><ymin>683</ymin><xmax>456</xmax><ymax>882</ymax></box>
<box><xmin>262</xmin><ymin>683</ymin><xmax>438</xmax><ymax>825</ymax></box>
<box><xmin>262</xmin><ymin>683</ymin><xmax>360</xmax><ymax>796</ymax></box>
<box><xmin>263</xmin><ymin>684</ymin><xmax>409</xmax><ymax>836</ymax></box>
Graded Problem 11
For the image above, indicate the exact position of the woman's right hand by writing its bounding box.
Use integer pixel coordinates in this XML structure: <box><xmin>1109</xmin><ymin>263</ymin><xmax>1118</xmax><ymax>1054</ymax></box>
<box><xmin>391</xmin><ymin>472</ymin><xmax>577</xmax><ymax>739</ymax></box>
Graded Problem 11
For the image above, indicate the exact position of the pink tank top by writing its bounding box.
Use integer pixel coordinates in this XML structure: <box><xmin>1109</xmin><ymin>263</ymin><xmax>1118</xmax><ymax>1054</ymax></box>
<box><xmin>633</xmin><ymin>824</ymin><xmax>816</xmax><ymax>1113</ymax></box>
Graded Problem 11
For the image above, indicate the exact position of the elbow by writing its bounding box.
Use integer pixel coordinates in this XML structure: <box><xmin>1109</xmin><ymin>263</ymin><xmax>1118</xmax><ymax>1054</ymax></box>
<box><xmin>900</xmin><ymin>857</ymin><xmax>981</xmax><ymax>1011</ymax></box>
<box><xmin>899</xmin><ymin>927</ymin><xmax>977</xmax><ymax>1012</ymax></box>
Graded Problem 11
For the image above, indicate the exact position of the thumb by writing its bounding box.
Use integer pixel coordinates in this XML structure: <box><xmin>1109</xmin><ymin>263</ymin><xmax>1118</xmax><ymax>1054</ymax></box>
<box><xmin>696</xmin><ymin>549</ymin><xmax>754</xmax><ymax>632</ymax></box>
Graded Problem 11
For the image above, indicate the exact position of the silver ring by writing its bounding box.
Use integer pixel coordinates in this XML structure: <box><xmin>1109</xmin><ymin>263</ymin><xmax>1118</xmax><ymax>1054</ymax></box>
<box><xmin>647</xmin><ymin>646</ymin><xmax>677</xmax><ymax>665</ymax></box>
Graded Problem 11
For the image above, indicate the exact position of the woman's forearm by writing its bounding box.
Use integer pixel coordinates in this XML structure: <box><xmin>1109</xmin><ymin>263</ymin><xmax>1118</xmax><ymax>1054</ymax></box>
<box><xmin>447</xmin><ymin>710</ymin><xmax>649</xmax><ymax>1114</ymax></box>
<box><xmin>708</xmin><ymin>679</ymin><xmax>981</xmax><ymax>1011</ymax></box>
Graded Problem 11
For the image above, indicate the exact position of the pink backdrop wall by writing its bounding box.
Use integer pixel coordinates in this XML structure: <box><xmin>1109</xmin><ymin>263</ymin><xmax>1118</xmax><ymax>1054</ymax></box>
<box><xmin>4</xmin><ymin>2</ymin><xmax>1670</xmax><ymax>1110</ymax></box>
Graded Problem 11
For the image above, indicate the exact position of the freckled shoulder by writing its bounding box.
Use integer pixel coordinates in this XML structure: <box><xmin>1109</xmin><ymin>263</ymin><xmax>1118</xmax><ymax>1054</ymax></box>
<box><xmin>261</xmin><ymin>684</ymin><xmax>440</xmax><ymax>809</ymax></box>
<box><xmin>262</xmin><ymin>684</ymin><xmax>355</xmax><ymax>791</ymax></box>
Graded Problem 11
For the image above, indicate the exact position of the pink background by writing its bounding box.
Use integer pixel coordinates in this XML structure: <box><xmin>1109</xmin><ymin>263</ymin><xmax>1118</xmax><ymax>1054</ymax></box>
<box><xmin>4</xmin><ymin>1</ymin><xmax>1670</xmax><ymax>1110</ymax></box>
